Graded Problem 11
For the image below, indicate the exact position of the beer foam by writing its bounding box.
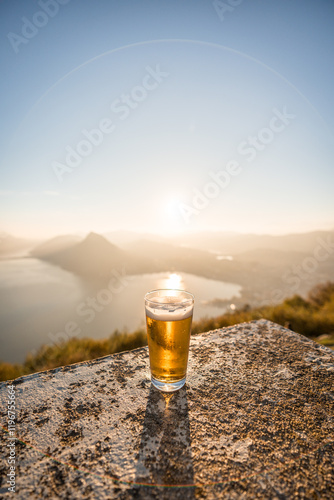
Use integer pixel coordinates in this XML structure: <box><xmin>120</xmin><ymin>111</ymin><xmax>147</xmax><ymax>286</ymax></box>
<box><xmin>145</xmin><ymin>296</ymin><xmax>193</xmax><ymax>321</ymax></box>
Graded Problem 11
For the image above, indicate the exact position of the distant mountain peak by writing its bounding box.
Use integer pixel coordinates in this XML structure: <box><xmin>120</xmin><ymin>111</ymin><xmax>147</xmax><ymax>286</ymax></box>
<box><xmin>82</xmin><ymin>232</ymin><xmax>121</xmax><ymax>251</ymax></box>
<box><xmin>34</xmin><ymin>231</ymin><xmax>126</xmax><ymax>280</ymax></box>
<box><xmin>85</xmin><ymin>231</ymin><xmax>107</xmax><ymax>242</ymax></box>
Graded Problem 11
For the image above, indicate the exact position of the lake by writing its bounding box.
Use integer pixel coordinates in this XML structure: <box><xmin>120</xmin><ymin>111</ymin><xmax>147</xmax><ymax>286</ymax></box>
<box><xmin>0</xmin><ymin>258</ymin><xmax>241</xmax><ymax>363</ymax></box>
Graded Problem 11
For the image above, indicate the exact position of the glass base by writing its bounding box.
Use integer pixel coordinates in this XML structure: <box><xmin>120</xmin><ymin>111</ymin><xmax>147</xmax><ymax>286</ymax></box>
<box><xmin>151</xmin><ymin>376</ymin><xmax>186</xmax><ymax>392</ymax></box>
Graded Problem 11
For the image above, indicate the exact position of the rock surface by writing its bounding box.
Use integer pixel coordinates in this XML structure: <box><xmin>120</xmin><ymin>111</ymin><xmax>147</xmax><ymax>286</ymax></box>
<box><xmin>0</xmin><ymin>319</ymin><xmax>334</xmax><ymax>499</ymax></box>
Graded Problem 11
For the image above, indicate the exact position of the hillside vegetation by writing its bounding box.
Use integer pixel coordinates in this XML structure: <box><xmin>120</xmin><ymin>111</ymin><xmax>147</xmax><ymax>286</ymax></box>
<box><xmin>1</xmin><ymin>282</ymin><xmax>333</xmax><ymax>382</ymax></box>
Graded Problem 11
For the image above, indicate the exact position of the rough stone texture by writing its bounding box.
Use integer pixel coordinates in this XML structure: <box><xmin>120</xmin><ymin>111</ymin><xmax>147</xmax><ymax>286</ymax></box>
<box><xmin>0</xmin><ymin>319</ymin><xmax>334</xmax><ymax>499</ymax></box>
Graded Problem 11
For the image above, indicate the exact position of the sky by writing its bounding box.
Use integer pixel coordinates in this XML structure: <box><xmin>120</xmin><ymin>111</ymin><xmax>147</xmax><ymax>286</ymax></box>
<box><xmin>0</xmin><ymin>0</ymin><xmax>334</xmax><ymax>239</ymax></box>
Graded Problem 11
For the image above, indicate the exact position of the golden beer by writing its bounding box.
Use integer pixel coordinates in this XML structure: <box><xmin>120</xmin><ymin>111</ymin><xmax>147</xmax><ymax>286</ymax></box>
<box><xmin>145</xmin><ymin>289</ymin><xmax>194</xmax><ymax>392</ymax></box>
<box><xmin>146</xmin><ymin>315</ymin><xmax>192</xmax><ymax>382</ymax></box>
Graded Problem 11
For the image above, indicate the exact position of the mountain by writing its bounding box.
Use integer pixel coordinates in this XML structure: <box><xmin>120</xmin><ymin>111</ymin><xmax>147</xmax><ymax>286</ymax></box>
<box><xmin>122</xmin><ymin>238</ymin><xmax>255</xmax><ymax>286</ymax></box>
<box><xmin>175</xmin><ymin>230</ymin><xmax>334</xmax><ymax>254</ymax></box>
<box><xmin>0</xmin><ymin>233</ymin><xmax>39</xmax><ymax>257</ymax></box>
<box><xmin>39</xmin><ymin>232</ymin><xmax>129</xmax><ymax>280</ymax></box>
<box><xmin>124</xmin><ymin>238</ymin><xmax>217</xmax><ymax>274</ymax></box>
<box><xmin>32</xmin><ymin>230</ymin><xmax>334</xmax><ymax>306</ymax></box>
<box><xmin>30</xmin><ymin>234</ymin><xmax>82</xmax><ymax>257</ymax></box>
<box><xmin>103</xmin><ymin>230</ymin><xmax>166</xmax><ymax>248</ymax></box>
<box><xmin>35</xmin><ymin>233</ymin><xmax>226</xmax><ymax>283</ymax></box>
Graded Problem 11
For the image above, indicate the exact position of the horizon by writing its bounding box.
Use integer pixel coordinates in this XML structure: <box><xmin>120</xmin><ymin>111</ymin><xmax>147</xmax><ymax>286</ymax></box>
<box><xmin>2</xmin><ymin>225</ymin><xmax>334</xmax><ymax>243</ymax></box>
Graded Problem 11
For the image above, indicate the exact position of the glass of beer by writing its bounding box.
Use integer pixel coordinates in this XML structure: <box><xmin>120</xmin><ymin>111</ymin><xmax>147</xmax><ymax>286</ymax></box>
<box><xmin>145</xmin><ymin>289</ymin><xmax>194</xmax><ymax>392</ymax></box>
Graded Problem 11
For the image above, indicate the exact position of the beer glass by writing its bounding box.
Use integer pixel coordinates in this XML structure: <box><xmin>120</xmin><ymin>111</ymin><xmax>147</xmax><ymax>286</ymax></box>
<box><xmin>145</xmin><ymin>289</ymin><xmax>194</xmax><ymax>392</ymax></box>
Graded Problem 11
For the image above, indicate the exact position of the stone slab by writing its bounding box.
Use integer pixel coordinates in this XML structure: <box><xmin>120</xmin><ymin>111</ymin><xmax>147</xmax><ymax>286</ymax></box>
<box><xmin>0</xmin><ymin>319</ymin><xmax>334</xmax><ymax>499</ymax></box>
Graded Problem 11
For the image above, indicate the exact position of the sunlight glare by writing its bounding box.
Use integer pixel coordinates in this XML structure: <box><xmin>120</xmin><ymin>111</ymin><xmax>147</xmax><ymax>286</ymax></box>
<box><xmin>164</xmin><ymin>197</ymin><xmax>180</xmax><ymax>217</ymax></box>
<box><xmin>165</xmin><ymin>273</ymin><xmax>183</xmax><ymax>289</ymax></box>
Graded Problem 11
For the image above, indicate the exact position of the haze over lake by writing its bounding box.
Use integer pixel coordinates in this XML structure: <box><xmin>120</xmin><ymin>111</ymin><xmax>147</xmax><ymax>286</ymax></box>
<box><xmin>0</xmin><ymin>257</ymin><xmax>241</xmax><ymax>363</ymax></box>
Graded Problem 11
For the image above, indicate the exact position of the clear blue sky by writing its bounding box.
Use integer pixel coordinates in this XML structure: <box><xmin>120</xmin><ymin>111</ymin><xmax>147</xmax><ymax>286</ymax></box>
<box><xmin>0</xmin><ymin>0</ymin><xmax>333</xmax><ymax>238</ymax></box>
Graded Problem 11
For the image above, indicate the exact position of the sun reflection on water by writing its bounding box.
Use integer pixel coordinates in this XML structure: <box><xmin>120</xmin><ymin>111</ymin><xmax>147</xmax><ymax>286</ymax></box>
<box><xmin>159</xmin><ymin>273</ymin><xmax>184</xmax><ymax>290</ymax></box>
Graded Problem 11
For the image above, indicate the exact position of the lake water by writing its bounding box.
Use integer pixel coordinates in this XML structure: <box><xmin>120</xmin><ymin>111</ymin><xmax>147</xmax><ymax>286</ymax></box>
<box><xmin>0</xmin><ymin>258</ymin><xmax>241</xmax><ymax>363</ymax></box>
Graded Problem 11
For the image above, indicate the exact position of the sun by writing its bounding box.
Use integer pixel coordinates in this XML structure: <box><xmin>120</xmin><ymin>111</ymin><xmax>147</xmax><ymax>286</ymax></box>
<box><xmin>164</xmin><ymin>197</ymin><xmax>181</xmax><ymax>217</ymax></box>
<box><xmin>161</xmin><ymin>194</ymin><xmax>188</xmax><ymax>235</ymax></box>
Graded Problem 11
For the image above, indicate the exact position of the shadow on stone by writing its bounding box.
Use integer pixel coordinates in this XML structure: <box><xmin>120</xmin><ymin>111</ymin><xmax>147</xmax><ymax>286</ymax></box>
<box><xmin>130</xmin><ymin>384</ymin><xmax>196</xmax><ymax>499</ymax></box>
